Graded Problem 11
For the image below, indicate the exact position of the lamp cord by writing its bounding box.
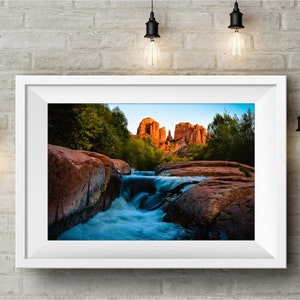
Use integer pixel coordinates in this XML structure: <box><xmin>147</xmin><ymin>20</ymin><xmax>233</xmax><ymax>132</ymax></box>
<box><xmin>151</xmin><ymin>0</ymin><xmax>153</xmax><ymax>12</ymax></box>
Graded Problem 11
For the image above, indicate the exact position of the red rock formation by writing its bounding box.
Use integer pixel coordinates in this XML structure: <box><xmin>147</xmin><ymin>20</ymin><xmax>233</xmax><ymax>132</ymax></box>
<box><xmin>194</xmin><ymin>124</ymin><xmax>207</xmax><ymax>144</ymax></box>
<box><xmin>159</xmin><ymin>126</ymin><xmax>166</xmax><ymax>144</ymax></box>
<box><xmin>167</xmin><ymin>130</ymin><xmax>173</xmax><ymax>142</ymax></box>
<box><xmin>48</xmin><ymin>144</ymin><xmax>123</xmax><ymax>239</ymax></box>
<box><xmin>137</xmin><ymin>117</ymin><xmax>160</xmax><ymax>145</ymax></box>
<box><xmin>164</xmin><ymin>175</ymin><xmax>254</xmax><ymax>239</ymax></box>
<box><xmin>136</xmin><ymin>118</ymin><xmax>207</xmax><ymax>152</ymax></box>
<box><xmin>158</xmin><ymin>160</ymin><xmax>254</xmax><ymax>240</ymax></box>
<box><xmin>111</xmin><ymin>159</ymin><xmax>131</xmax><ymax>175</ymax></box>
<box><xmin>174</xmin><ymin>122</ymin><xmax>193</xmax><ymax>142</ymax></box>
<box><xmin>174</xmin><ymin>122</ymin><xmax>207</xmax><ymax>145</ymax></box>
<box><xmin>210</xmin><ymin>195</ymin><xmax>254</xmax><ymax>240</ymax></box>
<box><xmin>137</xmin><ymin>117</ymin><xmax>168</xmax><ymax>147</ymax></box>
<box><xmin>155</xmin><ymin>160</ymin><xmax>254</xmax><ymax>177</ymax></box>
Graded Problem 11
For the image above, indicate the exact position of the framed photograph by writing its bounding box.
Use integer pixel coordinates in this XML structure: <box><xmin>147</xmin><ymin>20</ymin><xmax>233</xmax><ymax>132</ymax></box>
<box><xmin>16</xmin><ymin>75</ymin><xmax>286</xmax><ymax>268</ymax></box>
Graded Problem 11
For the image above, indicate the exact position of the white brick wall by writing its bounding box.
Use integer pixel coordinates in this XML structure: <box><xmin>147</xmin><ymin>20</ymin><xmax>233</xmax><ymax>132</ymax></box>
<box><xmin>0</xmin><ymin>0</ymin><xmax>299</xmax><ymax>299</ymax></box>
<box><xmin>33</xmin><ymin>52</ymin><xmax>102</xmax><ymax>70</ymax></box>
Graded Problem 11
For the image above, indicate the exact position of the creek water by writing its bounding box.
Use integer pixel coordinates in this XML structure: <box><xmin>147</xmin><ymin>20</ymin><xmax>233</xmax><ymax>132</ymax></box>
<box><xmin>58</xmin><ymin>171</ymin><xmax>206</xmax><ymax>240</ymax></box>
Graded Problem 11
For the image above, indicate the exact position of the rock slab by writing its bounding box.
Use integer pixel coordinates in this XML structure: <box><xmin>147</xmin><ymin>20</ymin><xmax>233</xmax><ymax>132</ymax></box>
<box><xmin>159</xmin><ymin>161</ymin><xmax>254</xmax><ymax>240</ymax></box>
<box><xmin>48</xmin><ymin>144</ymin><xmax>123</xmax><ymax>239</ymax></box>
<box><xmin>111</xmin><ymin>159</ymin><xmax>131</xmax><ymax>175</ymax></box>
<box><xmin>156</xmin><ymin>160</ymin><xmax>254</xmax><ymax>177</ymax></box>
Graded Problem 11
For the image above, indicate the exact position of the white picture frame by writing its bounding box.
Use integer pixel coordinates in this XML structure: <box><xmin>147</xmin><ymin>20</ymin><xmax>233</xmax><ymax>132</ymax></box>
<box><xmin>16</xmin><ymin>75</ymin><xmax>286</xmax><ymax>269</ymax></box>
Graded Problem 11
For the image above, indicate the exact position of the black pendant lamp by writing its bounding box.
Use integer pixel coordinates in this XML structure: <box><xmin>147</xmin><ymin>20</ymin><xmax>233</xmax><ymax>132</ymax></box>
<box><xmin>228</xmin><ymin>1</ymin><xmax>244</xmax><ymax>56</ymax></box>
<box><xmin>144</xmin><ymin>0</ymin><xmax>160</xmax><ymax>65</ymax></box>
<box><xmin>228</xmin><ymin>1</ymin><xmax>244</xmax><ymax>30</ymax></box>
<box><xmin>144</xmin><ymin>0</ymin><xmax>160</xmax><ymax>39</ymax></box>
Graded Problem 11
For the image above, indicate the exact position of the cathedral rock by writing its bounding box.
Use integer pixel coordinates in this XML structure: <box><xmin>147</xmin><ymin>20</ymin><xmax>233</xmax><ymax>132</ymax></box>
<box><xmin>137</xmin><ymin>117</ymin><xmax>166</xmax><ymax>147</ymax></box>
<box><xmin>136</xmin><ymin>117</ymin><xmax>207</xmax><ymax>152</ymax></box>
<box><xmin>174</xmin><ymin>122</ymin><xmax>207</xmax><ymax>145</ymax></box>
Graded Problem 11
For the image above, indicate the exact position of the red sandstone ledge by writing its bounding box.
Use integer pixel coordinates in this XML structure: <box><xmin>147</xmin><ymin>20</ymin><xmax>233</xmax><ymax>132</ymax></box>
<box><xmin>159</xmin><ymin>160</ymin><xmax>254</xmax><ymax>240</ymax></box>
<box><xmin>155</xmin><ymin>160</ymin><xmax>254</xmax><ymax>177</ymax></box>
<box><xmin>48</xmin><ymin>144</ymin><xmax>126</xmax><ymax>239</ymax></box>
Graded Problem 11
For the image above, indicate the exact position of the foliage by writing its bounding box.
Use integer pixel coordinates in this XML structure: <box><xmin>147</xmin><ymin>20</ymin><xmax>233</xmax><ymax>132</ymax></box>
<box><xmin>176</xmin><ymin>143</ymin><xmax>207</xmax><ymax>161</ymax></box>
<box><xmin>49</xmin><ymin>105</ymin><xmax>255</xmax><ymax>170</ymax></box>
<box><xmin>48</xmin><ymin>104</ymin><xmax>162</xmax><ymax>170</ymax></box>
<box><xmin>125</xmin><ymin>137</ymin><xmax>164</xmax><ymax>170</ymax></box>
<box><xmin>48</xmin><ymin>104</ymin><xmax>76</xmax><ymax>147</ymax></box>
<box><xmin>162</xmin><ymin>153</ymin><xmax>189</xmax><ymax>163</ymax></box>
<box><xmin>164</xmin><ymin>109</ymin><xmax>254</xmax><ymax>166</ymax></box>
<box><xmin>49</xmin><ymin>104</ymin><xmax>129</xmax><ymax>158</ymax></box>
<box><xmin>205</xmin><ymin>109</ymin><xmax>254</xmax><ymax>166</ymax></box>
<box><xmin>205</xmin><ymin>111</ymin><xmax>239</xmax><ymax>161</ymax></box>
<box><xmin>234</xmin><ymin>109</ymin><xmax>255</xmax><ymax>166</ymax></box>
<box><xmin>239</xmin><ymin>165</ymin><xmax>252</xmax><ymax>177</ymax></box>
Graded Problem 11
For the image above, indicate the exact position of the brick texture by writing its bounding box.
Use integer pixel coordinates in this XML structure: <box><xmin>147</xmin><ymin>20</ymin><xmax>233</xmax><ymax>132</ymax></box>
<box><xmin>24</xmin><ymin>12</ymin><xmax>94</xmax><ymax>30</ymax></box>
<box><xmin>0</xmin><ymin>1</ymin><xmax>299</xmax><ymax>299</ymax></box>
<box><xmin>2</xmin><ymin>32</ymin><xmax>66</xmax><ymax>49</ymax></box>
<box><xmin>33</xmin><ymin>52</ymin><xmax>101</xmax><ymax>70</ymax></box>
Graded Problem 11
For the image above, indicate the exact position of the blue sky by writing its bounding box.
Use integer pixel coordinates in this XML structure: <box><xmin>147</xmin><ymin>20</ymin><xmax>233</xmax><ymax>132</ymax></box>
<box><xmin>109</xmin><ymin>104</ymin><xmax>254</xmax><ymax>135</ymax></box>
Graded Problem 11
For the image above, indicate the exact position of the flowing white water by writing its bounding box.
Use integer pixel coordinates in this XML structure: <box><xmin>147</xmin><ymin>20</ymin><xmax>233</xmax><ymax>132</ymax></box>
<box><xmin>58</xmin><ymin>171</ymin><xmax>207</xmax><ymax>240</ymax></box>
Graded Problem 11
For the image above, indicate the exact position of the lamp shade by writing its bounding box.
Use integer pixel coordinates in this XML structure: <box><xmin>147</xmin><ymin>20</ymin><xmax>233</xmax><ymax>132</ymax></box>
<box><xmin>144</xmin><ymin>11</ymin><xmax>160</xmax><ymax>38</ymax></box>
<box><xmin>228</xmin><ymin>1</ymin><xmax>244</xmax><ymax>29</ymax></box>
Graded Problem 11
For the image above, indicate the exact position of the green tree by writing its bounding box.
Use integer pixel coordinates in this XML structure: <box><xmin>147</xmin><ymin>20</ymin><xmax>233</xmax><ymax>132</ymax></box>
<box><xmin>176</xmin><ymin>143</ymin><xmax>207</xmax><ymax>161</ymax></box>
<box><xmin>48</xmin><ymin>104</ymin><xmax>76</xmax><ymax>147</ymax></box>
<box><xmin>48</xmin><ymin>104</ymin><xmax>131</xmax><ymax>157</ymax></box>
<box><xmin>48</xmin><ymin>104</ymin><xmax>166</xmax><ymax>170</ymax></box>
<box><xmin>206</xmin><ymin>112</ymin><xmax>239</xmax><ymax>161</ymax></box>
<box><xmin>205</xmin><ymin>110</ymin><xmax>254</xmax><ymax>166</ymax></box>
<box><xmin>110</xmin><ymin>106</ymin><xmax>131</xmax><ymax>158</ymax></box>
<box><xmin>125</xmin><ymin>137</ymin><xmax>164</xmax><ymax>170</ymax></box>
<box><xmin>233</xmin><ymin>109</ymin><xmax>255</xmax><ymax>166</ymax></box>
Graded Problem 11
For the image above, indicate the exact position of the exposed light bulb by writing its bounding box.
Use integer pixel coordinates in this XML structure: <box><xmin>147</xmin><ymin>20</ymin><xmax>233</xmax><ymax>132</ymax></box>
<box><xmin>232</xmin><ymin>29</ymin><xmax>241</xmax><ymax>56</ymax></box>
<box><xmin>144</xmin><ymin>0</ymin><xmax>160</xmax><ymax>66</ymax></box>
<box><xmin>147</xmin><ymin>38</ymin><xmax>160</xmax><ymax>66</ymax></box>
<box><xmin>228</xmin><ymin>1</ymin><xmax>244</xmax><ymax>57</ymax></box>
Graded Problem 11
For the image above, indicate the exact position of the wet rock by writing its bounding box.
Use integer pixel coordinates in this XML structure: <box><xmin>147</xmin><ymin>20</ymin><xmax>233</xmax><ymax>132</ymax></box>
<box><xmin>160</xmin><ymin>161</ymin><xmax>254</xmax><ymax>240</ymax></box>
<box><xmin>156</xmin><ymin>160</ymin><xmax>254</xmax><ymax>177</ymax></box>
<box><xmin>112</xmin><ymin>159</ymin><xmax>131</xmax><ymax>175</ymax></box>
<box><xmin>48</xmin><ymin>144</ymin><xmax>122</xmax><ymax>239</ymax></box>
<box><xmin>208</xmin><ymin>195</ymin><xmax>254</xmax><ymax>240</ymax></box>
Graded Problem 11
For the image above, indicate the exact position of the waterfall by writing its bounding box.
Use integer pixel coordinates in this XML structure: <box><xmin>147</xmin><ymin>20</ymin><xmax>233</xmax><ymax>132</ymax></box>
<box><xmin>57</xmin><ymin>171</ymin><xmax>206</xmax><ymax>240</ymax></box>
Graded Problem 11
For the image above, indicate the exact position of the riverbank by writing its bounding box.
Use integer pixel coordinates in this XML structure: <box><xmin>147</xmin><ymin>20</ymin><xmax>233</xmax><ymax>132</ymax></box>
<box><xmin>58</xmin><ymin>170</ymin><xmax>207</xmax><ymax>240</ymax></box>
<box><xmin>49</xmin><ymin>144</ymin><xmax>254</xmax><ymax>240</ymax></box>
<box><xmin>48</xmin><ymin>144</ymin><xmax>129</xmax><ymax>239</ymax></box>
<box><xmin>156</xmin><ymin>161</ymin><xmax>254</xmax><ymax>240</ymax></box>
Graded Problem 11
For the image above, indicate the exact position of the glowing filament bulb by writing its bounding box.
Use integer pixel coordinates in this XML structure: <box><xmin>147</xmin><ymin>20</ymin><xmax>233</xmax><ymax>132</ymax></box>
<box><xmin>147</xmin><ymin>38</ymin><xmax>159</xmax><ymax>66</ymax></box>
<box><xmin>232</xmin><ymin>29</ymin><xmax>241</xmax><ymax>56</ymax></box>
